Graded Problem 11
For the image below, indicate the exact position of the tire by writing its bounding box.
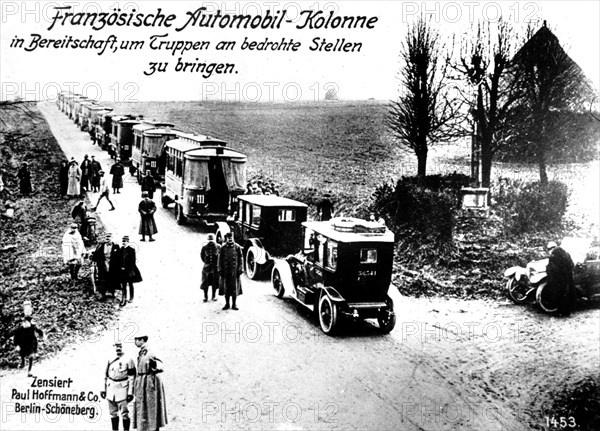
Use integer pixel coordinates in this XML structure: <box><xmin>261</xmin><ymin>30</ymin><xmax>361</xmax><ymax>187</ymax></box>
<box><xmin>506</xmin><ymin>277</ymin><xmax>531</xmax><ymax>304</ymax></box>
<box><xmin>161</xmin><ymin>196</ymin><xmax>169</xmax><ymax>209</ymax></box>
<box><xmin>245</xmin><ymin>248</ymin><xmax>260</xmax><ymax>280</ymax></box>
<box><xmin>377</xmin><ymin>297</ymin><xmax>396</xmax><ymax>334</ymax></box>
<box><xmin>272</xmin><ymin>268</ymin><xmax>285</xmax><ymax>298</ymax></box>
<box><xmin>176</xmin><ymin>204</ymin><xmax>186</xmax><ymax>225</ymax></box>
<box><xmin>318</xmin><ymin>294</ymin><xmax>339</xmax><ymax>335</ymax></box>
<box><xmin>536</xmin><ymin>282</ymin><xmax>558</xmax><ymax>313</ymax></box>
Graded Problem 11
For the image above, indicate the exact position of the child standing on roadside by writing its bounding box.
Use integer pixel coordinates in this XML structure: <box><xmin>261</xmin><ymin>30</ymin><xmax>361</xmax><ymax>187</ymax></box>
<box><xmin>12</xmin><ymin>316</ymin><xmax>44</xmax><ymax>377</ymax></box>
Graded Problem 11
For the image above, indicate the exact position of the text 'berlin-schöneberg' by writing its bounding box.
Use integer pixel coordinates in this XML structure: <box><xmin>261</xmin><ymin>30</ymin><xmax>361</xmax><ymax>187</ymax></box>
<box><xmin>46</xmin><ymin>7</ymin><xmax>379</xmax><ymax>32</ymax></box>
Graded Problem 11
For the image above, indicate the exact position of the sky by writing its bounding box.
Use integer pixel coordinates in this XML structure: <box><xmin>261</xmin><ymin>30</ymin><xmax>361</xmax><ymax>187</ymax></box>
<box><xmin>1</xmin><ymin>1</ymin><xmax>599</xmax><ymax>103</ymax></box>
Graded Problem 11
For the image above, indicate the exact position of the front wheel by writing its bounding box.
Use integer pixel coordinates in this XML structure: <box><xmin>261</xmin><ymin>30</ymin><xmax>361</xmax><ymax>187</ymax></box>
<box><xmin>318</xmin><ymin>294</ymin><xmax>339</xmax><ymax>335</ymax></box>
<box><xmin>245</xmin><ymin>248</ymin><xmax>260</xmax><ymax>280</ymax></box>
<box><xmin>377</xmin><ymin>297</ymin><xmax>396</xmax><ymax>334</ymax></box>
<box><xmin>161</xmin><ymin>196</ymin><xmax>169</xmax><ymax>209</ymax></box>
<box><xmin>272</xmin><ymin>268</ymin><xmax>285</xmax><ymax>298</ymax></box>
<box><xmin>506</xmin><ymin>277</ymin><xmax>532</xmax><ymax>304</ymax></box>
<box><xmin>536</xmin><ymin>282</ymin><xmax>558</xmax><ymax>313</ymax></box>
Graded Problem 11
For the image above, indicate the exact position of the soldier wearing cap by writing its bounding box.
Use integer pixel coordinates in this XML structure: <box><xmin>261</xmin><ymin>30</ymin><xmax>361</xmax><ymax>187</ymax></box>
<box><xmin>200</xmin><ymin>234</ymin><xmax>220</xmax><ymax>302</ymax></box>
<box><xmin>101</xmin><ymin>341</ymin><xmax>136</xmax><ymax>431</ymax></box>
<box><xmin>133</xmin><ymin>333</ymin><xmax>168</xmax><ymax>431</ymax></box>
<box><xmin>218</xmin><ymin>232</ymin><xmax>243</xmax><ymax>310</ymax></box>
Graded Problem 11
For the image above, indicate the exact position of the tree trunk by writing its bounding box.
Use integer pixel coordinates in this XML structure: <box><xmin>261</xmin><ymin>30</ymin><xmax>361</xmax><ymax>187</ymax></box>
<box><xmin>417</xmin><ymin>149</ymin><xmax>428</xmax><ymax>180</ymax></box>
<box><xmin>538</xmin><ymin>152</ymin><xmax>548</xmax><ymax>186</ymax></box>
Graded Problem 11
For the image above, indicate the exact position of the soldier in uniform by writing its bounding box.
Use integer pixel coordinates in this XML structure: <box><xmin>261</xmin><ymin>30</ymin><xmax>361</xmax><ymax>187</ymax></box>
<box><xmin>200</xmin><ymin>234</ymin><xmax>220</xmax><ymax>302</ymax></box>
<box><xmin>101</xmin><ymin>341</ymin><xmax>136</xmax><ymax>431</ymax></box>
<box><xmin>218</xmin><ymin>232</ymin><xmax>243</xmax><ymax>310</ymax></box>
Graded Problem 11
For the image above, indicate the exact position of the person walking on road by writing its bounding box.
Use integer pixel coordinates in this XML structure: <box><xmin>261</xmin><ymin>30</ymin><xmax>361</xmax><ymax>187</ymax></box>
<box><xmin>138</xmin><ymin>192</ymin><xmax>157</xmax><ymax>242</ymax></box>
<box><xmin>92</xmin><ymin>171</ymin><xmax>115</xmax><ymax>211</ymax></box>
<box><xmin>67</xmin><ymin>159</ymin><xmax>81</xmax><ymax>198</ymax></box>
<box><xmin>133</xmin><ymin>333</ymin><xmax>168</xmax><ymax>431</ymax></box>
<box><xmin>11</xmin><ymin>315</ymin><xmax>44</xmax><ymax>377</ymax></box>
<box><xmin>17</xmin><ymin>162</ymin><xmax>32</xmax><ymax>196</ymax></box>
<box><xmin>101</xmin><ymin>341</ymin><xmax>136</xmax><ymax>431</ymax></box>
<box><xmin>62</xmin><ymin>223</ymin><xmax>85</xmax><ymax>281</ymax></box>
<box><xmin>140</xmin><ymin>171</ymin><xmax>157</xmax><ymax>200</ymax></box>
<box><xmin>200</xmin><ymin>234</ymin><xmax>220</xmax><ymax>302</ymax></box>
<box><xmin>59</xmin><ymin>160</ymin><xmax>69</xmax><ymax>197</ymax></box>
<box><xmin>218</xmin><ymin>232</ymin><xmax>243</xmax><ymax>310</ymax></box>
<box><xmin>115</xmin><ymin>236</ymin><xmax>142</xmax><ymax>306</ymax></box>
<box><xmin>110</xmin><ymin>158</ymin><xmax>125</xmax><ymax>194</ymax></box>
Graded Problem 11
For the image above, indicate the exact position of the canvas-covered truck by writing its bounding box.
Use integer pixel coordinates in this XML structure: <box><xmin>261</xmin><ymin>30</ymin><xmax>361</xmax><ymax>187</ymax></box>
<box><xmin>109</xmin><ymin>115</ymin><xmax>141</xmax><ymax>160</ymax></box>
<box><xmin>131</xmin><ymin>121</ymin><xmax>179</xmax><ymax>182</ymax></box>
<box><xmin>161</xmin><ymin>135</ymin><xmax>246</xmax><ymax>226</ymax></box>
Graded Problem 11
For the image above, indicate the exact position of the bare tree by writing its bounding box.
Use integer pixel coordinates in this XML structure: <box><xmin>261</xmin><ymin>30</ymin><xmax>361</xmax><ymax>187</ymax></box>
<box><xmin>388</xmin><ymin>18</ymin><xmax>463</xmax><ymax>180</ymax></box>
<box><xmin>452</xmin><ymin>18</ymin><xmax>522</xmax><ymax>189</ymax></box>
<box><xmin>508</xmin><ymin>22</ymin><xmax>596</xmax><ymax>185</ymax></box>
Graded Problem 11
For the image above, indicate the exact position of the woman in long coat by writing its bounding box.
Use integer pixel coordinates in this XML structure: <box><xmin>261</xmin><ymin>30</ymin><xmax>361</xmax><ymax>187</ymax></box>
<box><xmin>59</xmin><ymin>160</ymin><xmax>69</xmax><ymax>197</ymax></box>
<box><xmin>17</xmin><ymin>162</ymin><xmax>32</xmax><ymax>196</ymax></box>
<box><xmin>133</xmin><ymin>334</ymin><xmax>168</xmax><ymax>431</ymax></box>
<box><xmin>67</xmin><ymin>160</ymin><xmax>81</xmax><ymax>197</ymax></box>
<box><xmin>138</xmin><ymin>192</ymin><xmax>158</xmax><ymax>241</ymax></box>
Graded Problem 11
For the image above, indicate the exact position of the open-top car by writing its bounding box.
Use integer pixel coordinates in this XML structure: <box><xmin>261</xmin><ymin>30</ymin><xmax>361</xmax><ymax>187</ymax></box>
<box><xmin>215</xmin><ymin>195</ymin><xmax>308</xmax><ymax>279</ymax></box>
<box><xmin>271</xmin><ymin>217</ymin><xmax>396</xmax><ymax>335</ymax></box>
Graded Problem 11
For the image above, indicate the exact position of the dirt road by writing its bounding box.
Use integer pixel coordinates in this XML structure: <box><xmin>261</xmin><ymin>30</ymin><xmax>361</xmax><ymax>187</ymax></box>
<box><xmin>1</xmin><ymin>102</ymin><xmax>597</xmax><ymax>431</ymax></box>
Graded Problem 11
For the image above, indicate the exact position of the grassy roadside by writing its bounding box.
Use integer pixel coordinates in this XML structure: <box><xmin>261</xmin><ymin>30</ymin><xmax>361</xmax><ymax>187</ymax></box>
<box><xmin>0</xmin><ymin>102</ymin><xmax>117</xmax><ymax>369</ymax></box>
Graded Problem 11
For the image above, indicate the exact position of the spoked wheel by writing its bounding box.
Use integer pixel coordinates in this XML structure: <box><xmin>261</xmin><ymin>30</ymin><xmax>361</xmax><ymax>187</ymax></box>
<box><xmin>318</xmin><ymin>294</ymin><xmax>339</xmax><ymax>335</ymax></box>
<box><xmin>272</xmin><ymin>268</ymin><xmax>285</xmax><ymax>298</ymax></box>
<box><xmin>506</xmin><ymin>277</ymin><xmax>532</xmax><ymax>304</ymax></box>
<box><xmin>245</xmin><ymin>248</ymin><xmax>260</xmax><ymax>280</ymax></box>
<box><xmin>377</xmin><ymin>297</ymin><xmax>396</xmax><ymax>334</ymax></box>
<box><xmin>536</xmin><ymin>282</ymin><xmax>558</xmax><ymax>313</ymax></box>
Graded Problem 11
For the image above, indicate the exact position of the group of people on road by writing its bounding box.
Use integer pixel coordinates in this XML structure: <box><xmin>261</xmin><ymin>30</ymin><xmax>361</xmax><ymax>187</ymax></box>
<box><xmin>200</xmin><ymin>232</ymin><xmax>244</xmax><ymax>310</ymax></box>
<box><xmin>59</xmin><ymin>155</ymin><xmax>125</xmax><ymax>202</ymax></box>
<box><xmin>90</xmin><ymin>233</ymin><xmax>143</xmax><ymax>306</ymax></box>
<box><xmin>102</xmin><ymin>335</ymin><xmax>167</xmax><ymax>431</ymax></box>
